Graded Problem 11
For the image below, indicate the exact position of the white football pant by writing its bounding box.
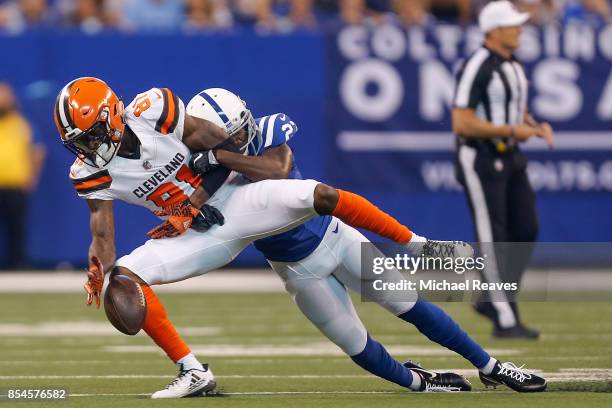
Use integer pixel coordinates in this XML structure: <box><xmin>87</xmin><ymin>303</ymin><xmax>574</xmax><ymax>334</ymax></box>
<box><xmin>269</xmin><ymin>219</ymin><xmax>417</xmax><ymax>356</ymax></box>
<box><xmin>116</xmin><ymin>176</ymin><xmax>319</xmax><ymax>284</ymax></box>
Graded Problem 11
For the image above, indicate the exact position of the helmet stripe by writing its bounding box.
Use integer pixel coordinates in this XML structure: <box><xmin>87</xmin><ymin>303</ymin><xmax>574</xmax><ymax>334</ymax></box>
<box><xmin>56</xmin><ymin>80</ymin><xmax>77</xmax><ymax>133</ymax></box>
<box><xmin>264</xmin><ymin>114</ymin><xmax>278</xmax><ymax>148</ymax></box>
<box><xmin>167</xmin><ymin>90</ymin><xmax>180</xmax><ymax>134</ymax></box>
<box><xmin>155</xmin><ymin>88</ymin><xmax>170</xmax><ymax>133</ymax></box>
<box><xmin>199</xmin><ymin>91</ymin><xmax>230</xmax><ymax>125</ymax></box>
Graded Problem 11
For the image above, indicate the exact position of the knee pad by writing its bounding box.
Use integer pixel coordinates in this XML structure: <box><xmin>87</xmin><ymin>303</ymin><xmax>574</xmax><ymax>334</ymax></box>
<box><xmin>293</xmin><ymin>285</ymin><xmax>367</xmax><ymax>355</ymax></box>
<box><xmin>104</xmin><ymin>268</ymin><xmax>147</xmax><ymax>336</ymax></box>
<box><xmin>319</xmin><ymin>316</ymin><xmax>367</xmax><ymax>356</ymax></box>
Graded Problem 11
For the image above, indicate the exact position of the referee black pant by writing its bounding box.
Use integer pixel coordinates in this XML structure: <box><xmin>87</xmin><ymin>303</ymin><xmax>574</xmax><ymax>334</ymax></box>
<box><xmin>456</xmin><ymin>143</ymin><xmax>539</xmax><ymax>328</ymax></box>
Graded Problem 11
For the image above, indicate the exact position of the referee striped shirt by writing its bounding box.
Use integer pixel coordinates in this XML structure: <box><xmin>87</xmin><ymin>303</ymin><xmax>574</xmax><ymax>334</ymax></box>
<box><xmin>454</xmin><ymin>46</ymin><xmax>528</xmax><ymax>127</ymax></box>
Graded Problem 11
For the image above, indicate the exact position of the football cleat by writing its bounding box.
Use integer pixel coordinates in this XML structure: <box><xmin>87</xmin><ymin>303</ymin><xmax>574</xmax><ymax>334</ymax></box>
<box><xmin>493</xmin><ymin>324</ymin><xmax>540</xmax><ymax>339</ymax></box>
<box><xmin>473</xmin><ymin>302</ymin><xmax>540</xmax><ymax>339</ymax></box>
<box><xmin>151</xmin><ymin>363</ymin><xmax>216</xmax><ymax>399</ymax></box>
<box><xmin>403</xmin><ymin>360</ymin><xmax>472</xmax><ymax>392</ymax></box>
<box><xmin>420</xmin><ymin>240</ymin><xmax>474</xmax><ymax>260</ymax></box>
<box><xmin>479</xmin><ymin>361</ymin><xmax>547</xmax><ymax>392</ymax></box>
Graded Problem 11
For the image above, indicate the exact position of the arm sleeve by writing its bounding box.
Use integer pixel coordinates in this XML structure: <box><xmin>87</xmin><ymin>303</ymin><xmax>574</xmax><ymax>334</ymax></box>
<box><xmin>200</xmin><ymin>166</ymin><xmax>231</xmax><ymax>197</ymax></box>
<box><xmin>200</xmin><ymin>137</ymin><xmax>241</xmax><ymax>196</ymax></box>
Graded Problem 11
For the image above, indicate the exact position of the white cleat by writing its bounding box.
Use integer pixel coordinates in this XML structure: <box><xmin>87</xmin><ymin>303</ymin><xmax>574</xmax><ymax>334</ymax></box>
<box><xmin>151</xmin><ymin>363</ymin><xmax>216</xmax><ymax>399</ymax></box>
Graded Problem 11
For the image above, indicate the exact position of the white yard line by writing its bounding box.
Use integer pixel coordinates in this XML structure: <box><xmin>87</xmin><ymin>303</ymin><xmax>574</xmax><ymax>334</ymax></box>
<box><xmin>1</xmin><ymin>269</ymin><xmax>611</xmax><ymax>293</ymax></box>
<box><xmin>64</xmin><ymin>391</ymin><xmax>412</xmax><ymax>397</ymax></box>
<box><xmin>102</xmin><ymin>344</ymin><xmax>521</xmax><ymax>357</ymax></box>
<box><xmin>0</xmin><ymin>391</ymin><xmax>493</xmax><ymax>397</ymax></box>
<box><xmin>1</xmin><ymin>369</ymin><xmax>611</xmax><ymax>382</ymax></box>
<box><xmin>0</xmin><ymin>322</ymin><xmax>221</xmax><ymax>337</ymax></box>
<box><xmin>0</xmin><ymin>375</ymin><xmax>380</xmax><ymax>380</ymax></box>
<box><xmin>0</xmin><ymin>270</ymin><xmax>284</xmax><ymax>293</ymax></box>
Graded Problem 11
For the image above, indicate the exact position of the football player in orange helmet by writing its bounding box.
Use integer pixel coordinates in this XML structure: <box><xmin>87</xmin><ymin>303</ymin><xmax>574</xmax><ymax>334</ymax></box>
<box><xmin>55</xmin><ymin>77</ymin><xmax>234</xmax><ymax>398</ymax></box>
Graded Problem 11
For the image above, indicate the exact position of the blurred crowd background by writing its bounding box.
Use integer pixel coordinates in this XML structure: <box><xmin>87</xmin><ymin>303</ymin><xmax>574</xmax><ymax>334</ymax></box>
<box><xmin>0</xmin><ymin>0</ymin><xmax>611</xmax><ymax>34</ymax></box>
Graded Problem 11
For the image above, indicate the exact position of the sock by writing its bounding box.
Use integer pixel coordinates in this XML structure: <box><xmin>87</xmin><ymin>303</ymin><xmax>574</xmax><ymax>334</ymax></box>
<box><xmin>331</xmin><ymin>189</ymin><xmax>413</xmax><ymax>244</ymax></box>
<box><xmin>409</xmin><ymin>370</ymin><xmax>422</xmax><ymax>390</ymax></box>
<box><xmin>177</xmin><ymin>353</ymin><xmax>204</xmax><ymax>371</ymax></box>
<box><xmin>399</xmin><ymin>299</ymin><xmax>491</xmax><ymax>369</ymax></box>
<box><xmin>140</xmin><ymin>284</ymin><xmax>192</xmax><ymax>363</ymax></box>
<box><xmin>480</xmin><ymin>357</ymin><xmax>498</xmax><ymax>375</ymax></box>
<box><xmin>351</xmin><ymin>335</ymin><xmax>419</xmax><ymax>390</ymax></box>
<box><xmin>406</xmin><ymin>232</ymin><xmax>427</xmax><ymax>254</ymax></box>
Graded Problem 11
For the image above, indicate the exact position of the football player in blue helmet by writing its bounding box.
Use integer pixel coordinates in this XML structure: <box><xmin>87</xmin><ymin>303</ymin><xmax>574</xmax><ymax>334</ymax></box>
<box><xmin>185</xmin><ymin>88</ymin><xmax>547</xmax><ymax>394</ymax></box>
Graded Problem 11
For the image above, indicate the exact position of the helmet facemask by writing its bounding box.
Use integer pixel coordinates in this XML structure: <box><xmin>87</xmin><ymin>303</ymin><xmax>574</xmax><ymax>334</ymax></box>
<box><xmin>62</xmin><ymin>107</ymin><xmax>122</xmax><ymax>168</ymax></box>
<box><xmin>225</xmin><ymin>107</ymin><xmax>261</xmax><ymax>156</ymax></box>
<box><xmin>243</xmin><ymin>111</ymin><xmax>261</xmax><ymax>156</ymax></box>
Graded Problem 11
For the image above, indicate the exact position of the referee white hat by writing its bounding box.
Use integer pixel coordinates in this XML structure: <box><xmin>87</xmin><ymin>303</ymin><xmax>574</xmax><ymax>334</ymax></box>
<box><xmin>479</xmin><ymin>1</ymin><xmax>530</xmax><ymax>33</ymax></box>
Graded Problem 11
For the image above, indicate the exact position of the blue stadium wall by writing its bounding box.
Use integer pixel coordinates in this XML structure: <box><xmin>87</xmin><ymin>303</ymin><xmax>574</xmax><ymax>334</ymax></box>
<box><xmin>1</xmin><ymin>25</ymin><xmax>611</xmax><ymax>267</ymax></box>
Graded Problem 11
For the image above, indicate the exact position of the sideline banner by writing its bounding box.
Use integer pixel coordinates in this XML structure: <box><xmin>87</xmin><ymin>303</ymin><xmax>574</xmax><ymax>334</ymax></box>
<box><xmin>326</xmin><ymin>23</ymin><xmax>612</xmax><ymax>193</ymax></box>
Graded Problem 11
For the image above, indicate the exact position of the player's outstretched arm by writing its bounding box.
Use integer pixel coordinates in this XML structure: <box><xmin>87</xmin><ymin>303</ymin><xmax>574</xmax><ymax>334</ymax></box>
<box><xmin>84</xmin><ymin>199</ymin><xmax>116</xmax><ymax>308</ymax></box>
<box><xmin>87</xmin><ymin>199</ymin><xmax>116</xmax><ymax>270</ymax></box>
<box><xmin>182</xmin><ymin>114</ymin><xmax>229</xmax><ymax>152</ymax></box>
<box><xmin>212</xmin><ymin>144</ymin><xmax>293</xmax><ymax>181</ymax></box>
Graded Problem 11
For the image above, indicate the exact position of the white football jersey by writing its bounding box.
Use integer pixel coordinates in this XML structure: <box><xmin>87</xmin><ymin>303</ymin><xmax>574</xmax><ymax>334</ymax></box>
<box><xmin>69</xmin><ymin>88</ymin><xmax>202</xmax><ymax>212</ymax></box>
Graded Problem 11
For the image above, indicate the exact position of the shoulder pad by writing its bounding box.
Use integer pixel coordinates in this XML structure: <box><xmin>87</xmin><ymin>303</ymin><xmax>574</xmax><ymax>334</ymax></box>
<box><xmin>125</xmin><ymin>88</ymin><xmax>184</xmax><ymax>136</ymax></box>
<box><xmin>257</xmin><ymin>113</ymin><xmax>298</xmax><ymax>152</ymax></box>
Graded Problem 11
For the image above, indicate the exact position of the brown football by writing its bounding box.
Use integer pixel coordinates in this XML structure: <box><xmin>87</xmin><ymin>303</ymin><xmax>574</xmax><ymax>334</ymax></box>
<box><xmin>104</xmin><ymin>274</ymin><xmax>147</xmax><ymax>335</ymax></box>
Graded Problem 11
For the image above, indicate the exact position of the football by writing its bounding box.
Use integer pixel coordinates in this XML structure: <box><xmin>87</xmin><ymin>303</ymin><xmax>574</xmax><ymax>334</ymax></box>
<box><xmin>104</xmin><ymin>274</ymin><xmax>147</xmax><ymax>336</ymax></box>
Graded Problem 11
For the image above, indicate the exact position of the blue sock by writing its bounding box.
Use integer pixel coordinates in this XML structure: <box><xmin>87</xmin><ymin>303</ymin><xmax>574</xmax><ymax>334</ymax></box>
<box><xmin>350</xmin><ymin>335</ymin><xmax>414</xmax><ymax>388</ymax></box>
<box><xmin>399</xmin><ymin>298</ymin><xmax>490</xmax><ymax>369</ymax></box>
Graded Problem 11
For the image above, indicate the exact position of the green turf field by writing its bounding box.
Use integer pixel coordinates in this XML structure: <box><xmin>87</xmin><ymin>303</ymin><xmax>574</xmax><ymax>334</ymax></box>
<box><xmin>1</xmin><ymin>292</ymin><xmax>611</xmax><ymax>407</ymax></box>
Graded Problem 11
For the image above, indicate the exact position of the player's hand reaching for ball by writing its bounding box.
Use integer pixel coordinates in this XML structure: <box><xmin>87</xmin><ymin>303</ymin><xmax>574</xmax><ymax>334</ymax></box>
<box><xmin>148</xmin><ymin>199</ymin><xmax>225</xmax><ymax>239</ymax></box>
<box><xmin>84</xmin><ymin>256</ymin><xmax>104</xmax><ymax>308</ymax></box>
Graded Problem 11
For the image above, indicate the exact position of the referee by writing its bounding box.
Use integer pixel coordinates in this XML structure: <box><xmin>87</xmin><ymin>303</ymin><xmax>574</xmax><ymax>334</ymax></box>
<box><xmin>452</xmin><ymin>1</ymin><xmax>554</xmax><ymax>339</ymax></box>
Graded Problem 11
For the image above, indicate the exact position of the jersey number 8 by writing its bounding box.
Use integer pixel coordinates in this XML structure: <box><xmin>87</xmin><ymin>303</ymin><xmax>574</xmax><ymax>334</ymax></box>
<box><xmin>146</xmin><ymin>165</ymin><xmax>200</xmax><ymax>207</ymax></box>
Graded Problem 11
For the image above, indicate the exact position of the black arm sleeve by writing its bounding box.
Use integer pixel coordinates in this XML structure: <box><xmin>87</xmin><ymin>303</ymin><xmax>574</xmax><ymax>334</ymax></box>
<box><xmin>200</xmin><ymin>165</ymin><xmax>231</xmax><ymax>197</ymax></box>
<box><xmin>198</xmin><ymin>135</ymin><xmax>241</xmax><ymax>197</ymax></box>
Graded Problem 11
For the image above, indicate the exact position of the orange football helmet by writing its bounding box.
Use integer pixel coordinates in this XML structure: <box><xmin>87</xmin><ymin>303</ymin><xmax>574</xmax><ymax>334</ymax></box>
<box><xmin>54</xmin><ymin>77</ymin><xmax>125</xmax><ymax>167</ymax></box>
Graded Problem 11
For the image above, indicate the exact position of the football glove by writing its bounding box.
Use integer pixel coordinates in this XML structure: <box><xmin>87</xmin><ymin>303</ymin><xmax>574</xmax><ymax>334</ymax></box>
<box><xmin>84</xmin><ymin>256</ymin><xmax>104</xmax><ymax>309</ymax></box>
<box><xmin>189</xmin><ymin>150</ymin><xmax>219</xmax><ymax>176</ymax></box>
<box><xmin>148</xmin><ymin>199</ymin><xmax>225</xmax><ymax>239</ymax></box>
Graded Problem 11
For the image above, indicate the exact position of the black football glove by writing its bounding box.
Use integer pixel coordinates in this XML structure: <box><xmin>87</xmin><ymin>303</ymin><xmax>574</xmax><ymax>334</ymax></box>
<box><xmin>189</xmin><ymin>138</ymin><xmax>241</xmax><ymax>176</ymax></box>
<box><xmin>191</xmin><ymin>203</ymin><xmax>225</xmax><ymax>232</ymax></box>
<box><xmin>189</xmin><ymin>151</ymin><xmax>219</xmax><ymax>176</ymax></box>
